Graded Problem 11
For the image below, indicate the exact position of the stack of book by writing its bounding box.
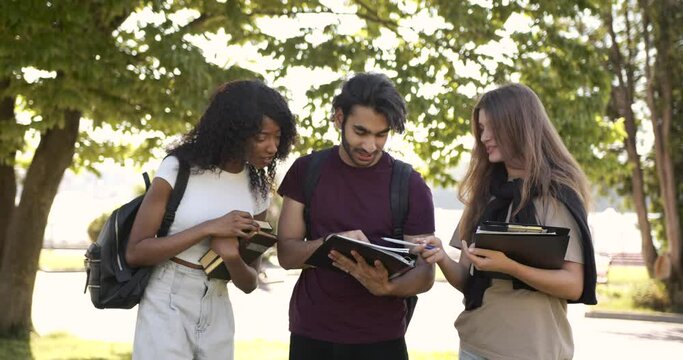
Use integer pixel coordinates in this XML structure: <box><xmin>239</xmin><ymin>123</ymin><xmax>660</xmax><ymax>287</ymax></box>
<box><xmin>198</xmin><ymin>220</ymin><xmax>277</xmax><ymax>281</ymax></box>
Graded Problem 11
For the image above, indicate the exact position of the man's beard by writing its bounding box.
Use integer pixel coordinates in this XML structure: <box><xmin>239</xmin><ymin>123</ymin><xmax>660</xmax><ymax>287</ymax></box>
<box><xmin>340</xmin><ymin>126</ymin><xmax>377</xmax><ymax>167</ymax></box>
<box><xmin>340</xmin><ymin>126</ymin><xmax>354</xmax><ymax>164</ymax></box>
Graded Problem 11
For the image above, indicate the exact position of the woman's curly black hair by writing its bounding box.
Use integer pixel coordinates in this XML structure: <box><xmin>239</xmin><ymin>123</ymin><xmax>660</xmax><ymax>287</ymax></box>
<box><xmin>168</xmin><ymin>79</ymin><xmax>297</xmax><ymax>200</ymax></box>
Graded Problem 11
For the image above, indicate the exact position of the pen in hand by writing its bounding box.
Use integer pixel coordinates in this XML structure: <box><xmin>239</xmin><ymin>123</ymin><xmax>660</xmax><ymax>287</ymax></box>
<box><xmin>380</xmin><ymin>237</ymin><xmax>434</xmax><ymax>250</ymax></box>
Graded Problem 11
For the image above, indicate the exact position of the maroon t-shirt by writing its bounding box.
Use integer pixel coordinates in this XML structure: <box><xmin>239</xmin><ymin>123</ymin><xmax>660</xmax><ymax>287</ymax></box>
<box><xmin>277</xmin><ymin>146</ymin><xmax>435</xmax><ymax>344</ymax></box>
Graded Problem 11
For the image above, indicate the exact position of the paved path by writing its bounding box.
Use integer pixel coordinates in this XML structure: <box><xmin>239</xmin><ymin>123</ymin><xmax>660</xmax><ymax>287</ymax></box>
<box><xmin>33</xmin><ymin>270</ymin><xmax>683</xmax><ymax>358</ymax></box>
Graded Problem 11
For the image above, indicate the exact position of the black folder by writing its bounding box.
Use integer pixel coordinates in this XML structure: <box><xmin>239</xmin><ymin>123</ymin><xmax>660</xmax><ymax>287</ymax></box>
<box><xmin>473</xmin><ymin>221</ymin><xmax>570</xmax><ymax>279</ymax></box>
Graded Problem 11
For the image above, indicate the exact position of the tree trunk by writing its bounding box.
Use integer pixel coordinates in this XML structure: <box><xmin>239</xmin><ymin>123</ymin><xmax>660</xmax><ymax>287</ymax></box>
<box><xmin>653</xmin><ymin>1</ymin><xmax>683</xmax><ymax>301</ymax></box>
<box><xmin>605</xmin><ymin>8</ymin><xmax>658</xmax><ymax>276</ymax></box>
<box><xmin>0</xmin><ymin>78</ymin><xmax>16</xmax><ymax>264</ymax></box>
<box><xmin>618</xmin><ymin>91</ymin><xmax>658</xmax><ymax>276</ymax></box>
<box><xmin>0</xmin><ymin>162</ymin><xmax>14</xmax><ymax>264</ymax></box>
<box><xmin>0</xmin><ymin>109</ymin><xmax>80</xmax><ymax>339</ymax></box>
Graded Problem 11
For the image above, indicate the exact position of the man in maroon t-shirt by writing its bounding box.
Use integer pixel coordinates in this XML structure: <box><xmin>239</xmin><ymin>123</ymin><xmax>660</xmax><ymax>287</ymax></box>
<box><xmin>277</xmin><ymin>73</ymin><xmax>436</xmax><ymax>360</ymax></box>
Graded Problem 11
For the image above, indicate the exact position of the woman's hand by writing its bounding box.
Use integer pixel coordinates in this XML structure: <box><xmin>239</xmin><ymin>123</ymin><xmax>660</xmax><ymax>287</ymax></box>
<box><xmin>211</xmin><ymin>236</ymin><xmax>260</xmax><ymax>294</ymax></box>
<box><xmin>413</xmin><ymin>236</ymin><xmax>447</xmax><ymax>265</ymax></box>
<box><xmin>208</xmin><ymin>210</ymin><xmax>258</xmax><ymax>238</ymax></box>
<box><xmin>461</xmin><ymin>240</ymin><xmax>516</xmax><ymax>274</ymax></box>
<box><xmin>210</xmin><ymin>236</ymin><xmax>240</xmax><ymax>261</ymax></box>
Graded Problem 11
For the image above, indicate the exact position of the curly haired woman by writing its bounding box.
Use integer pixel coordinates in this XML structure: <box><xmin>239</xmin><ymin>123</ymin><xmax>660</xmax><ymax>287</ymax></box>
<box><xmin>415</xmin><ymin>83</ymin><xmax>597</xmax><ymax>360</ymax></box>
<box><xmin>126</xmin><ymin>79</ymin><xmax>297</xmax><ymax>359</ymax></box>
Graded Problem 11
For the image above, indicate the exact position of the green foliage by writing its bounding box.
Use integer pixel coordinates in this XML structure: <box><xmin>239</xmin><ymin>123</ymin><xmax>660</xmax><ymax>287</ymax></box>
<box><xmin>252</xmin><ymin>0</ymin><xmax>624</xmax><ymax>187</ymax></box>
<box><xmin>87</xmin><ymin>214</ymin><xmax>109</xmax><ymax>243</ymax></box>
<box><xmin>0</xmin><ymin>0</ymin><xmax>258</xmax><ymax>169</ymax></box>
<box><xmin>632</xmin><ymin>280</ymin><xmax>670</xmax><ymax>312</ymax></box>
<box><xmin>595</xmin><ymin>265</ymin><xmax>649</xmax><ymax>312</ymax></box>
<box><xmin>595</xmin><ymin>265</ymin><xmax>679</xmax><ymax>314</ymax></box>
<box><xmin>0</xmin><ymin>1</ymin><xmax>628</xmax><ymax>186</ymax></box>
<box><xmin>510</xmin><ymin>3</ymin><xmax>627</xmax><ymax>192</ymax></box>
<box><xmin>0</xmin><ymin>336</ymin><xmax>30</xmax><ymax>360</ymax></box>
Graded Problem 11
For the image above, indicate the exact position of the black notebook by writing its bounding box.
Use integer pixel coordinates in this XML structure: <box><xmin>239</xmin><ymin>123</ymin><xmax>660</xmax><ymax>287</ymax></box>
<box><xmin>473</xmin><ymin>221</ymin><xmax>570</xmax><ymax>279</ymax></box>
<box><xmin>305</xmin><ymin>234</ymin><xmax>417</xmax><ymax>279</ymax></box>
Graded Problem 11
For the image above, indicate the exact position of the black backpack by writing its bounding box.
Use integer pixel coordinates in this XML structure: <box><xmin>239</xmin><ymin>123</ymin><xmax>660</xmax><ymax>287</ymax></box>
<box><xmin>84</xmin><ymin>158</ymin><xmax>190</xmax><ymax>309</ymax></box>
<box><xmin>303</xmin><ymin>148</ymin><xmax>419</xmax><ymax>326</ymax></box>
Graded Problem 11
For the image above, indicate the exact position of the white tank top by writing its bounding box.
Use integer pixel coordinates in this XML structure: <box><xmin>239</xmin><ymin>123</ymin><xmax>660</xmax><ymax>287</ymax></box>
<box><xmin>154</xmin><ymin>156</ymin><xmax>269</xmax><ymax>264</ymax></box>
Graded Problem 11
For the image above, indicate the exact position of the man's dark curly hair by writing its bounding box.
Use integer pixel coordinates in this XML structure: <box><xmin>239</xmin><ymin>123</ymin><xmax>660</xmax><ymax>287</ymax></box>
<box><xmin>332</xmin><ymin>72</ymin><xmax>407</xmax><ymax>133</ymax></box>
<box><xmin>168</xmin><ymin>79</ymin><xmax>297</xmax><ymax>200</ymax></box>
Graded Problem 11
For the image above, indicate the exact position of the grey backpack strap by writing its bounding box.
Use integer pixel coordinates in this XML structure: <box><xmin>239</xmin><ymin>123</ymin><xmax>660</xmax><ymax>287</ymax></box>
<box><xmin>303</xmin><ymin>148</ymin><xmax>333</xmax><ymax>240</ymax></box>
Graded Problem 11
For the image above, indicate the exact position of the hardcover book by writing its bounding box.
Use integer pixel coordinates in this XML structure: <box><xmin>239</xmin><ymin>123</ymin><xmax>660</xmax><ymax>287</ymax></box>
<box><xmin>198</xmin><ymin>221</ymin><xmax>276</xmax><ymax>281</ymax></box>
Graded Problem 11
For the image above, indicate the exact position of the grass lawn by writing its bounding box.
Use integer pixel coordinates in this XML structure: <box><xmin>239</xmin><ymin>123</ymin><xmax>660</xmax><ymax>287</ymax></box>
<box><xmin>39</xmin><ymin>249</ymin><xmax>86</xmax><ymax>272</ymax></box>
<box><xmin>0</xmin><ymin>333</ymin><xmax>131</xmax><ymax>360</ymax></box>
<box><xmin>0</xmin><ymin>333</ymin><xmax>456</xmax><ymax>359</ymax></box>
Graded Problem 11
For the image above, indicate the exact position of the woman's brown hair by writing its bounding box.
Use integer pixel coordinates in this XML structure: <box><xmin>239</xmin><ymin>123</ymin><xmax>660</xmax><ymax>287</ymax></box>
<box><xmin>457</xmin><ymin>83</ymin><xmax>591</xmax><ymax>241</ymax></box>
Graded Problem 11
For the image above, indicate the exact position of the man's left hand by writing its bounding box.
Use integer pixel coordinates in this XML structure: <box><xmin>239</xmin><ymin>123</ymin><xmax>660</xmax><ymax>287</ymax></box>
<box><xmin>329</xmin><ymin>249</ymin><xmax>392</xmax><ymax>296</ymax></box>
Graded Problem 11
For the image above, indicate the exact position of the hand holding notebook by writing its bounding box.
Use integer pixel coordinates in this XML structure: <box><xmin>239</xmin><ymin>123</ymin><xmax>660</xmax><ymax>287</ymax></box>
<box><xmin>470</xmin><ymin>221</ymin><xmax>570</xmax><ymax>279</ymax></box>
<box><xmin>305</xmin><ymin>234</ymin><xmax>417</xmax><ymax>279</ymax></box>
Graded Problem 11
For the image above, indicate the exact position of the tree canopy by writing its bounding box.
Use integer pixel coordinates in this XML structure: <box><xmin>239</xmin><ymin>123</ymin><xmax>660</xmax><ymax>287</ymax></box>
<box><xmin>1</xmin><ymin>0</ymin><xmax>624</xmax><ymax>184</ymax></box>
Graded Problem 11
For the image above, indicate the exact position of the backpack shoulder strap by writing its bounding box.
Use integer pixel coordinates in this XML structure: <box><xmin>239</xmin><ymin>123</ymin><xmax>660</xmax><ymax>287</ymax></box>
<box><xmin>143</xmin><ymin>172</ymin><xmax>151</xmax><ymax>190</ymax></box>
<box><xmin>390</xmin><ymin>159</ymin><xmax>412</xmax><ymax>239</ymax></box>
<box><xmin>390</xmin><ymin>159</ymin><xmax>418</xmax><ymax>326</ymax></box>
<box><xmin>303</xmin><ymin>148</ymin><xmax>333</xmax><ymax>240</ymax></box>
<box><xmin>158</xmin><ymin>157</ymin><xmax>191</xmax><ymax>237</ymax></box>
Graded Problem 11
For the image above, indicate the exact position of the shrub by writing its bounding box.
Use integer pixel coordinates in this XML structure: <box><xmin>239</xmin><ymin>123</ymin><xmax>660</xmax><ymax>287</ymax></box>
<box><xmin>87</xmin><ymin>213</ymin><xmax>109</xmax><ymax>243</ymax></box>
<box><xmin>632</xmin><ymin>280</ymin><xmax>670</xmax><ymax>312</ymax></box>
